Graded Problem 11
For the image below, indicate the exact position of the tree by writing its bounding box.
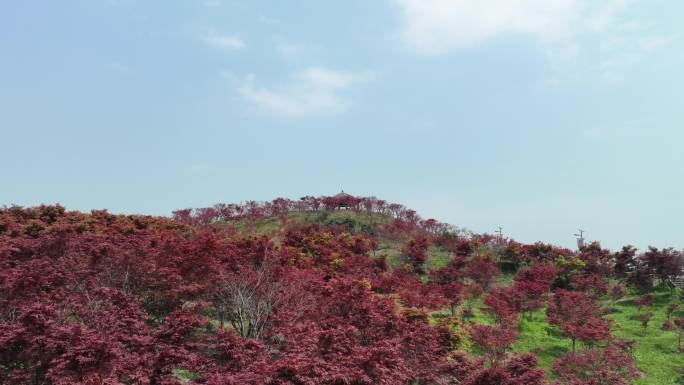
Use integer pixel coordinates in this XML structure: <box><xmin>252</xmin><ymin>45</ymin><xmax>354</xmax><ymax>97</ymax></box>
<box><xmin>634</xmin><ymin>294</ymin><xmax>654</xmax><ymax>314</ymax></box>
<box><xmin>468</xmin><ymin>323</ymin><xmax>519</xmax><ymax>366</ymax></box>
<box><xmin>512</xmin><ymin>264</ymin><xmax>557</xmax><ymax>320</ymax></box>
<box><xmin>570</xmin><ymin>273</ymin><xmax>608</xmax><ymax>299</ymax></box>
<box><xmin>521</xmin><ymin>242</ymin><xmax>570</xmax><ymax>264</ymax></box>
<box><xmin>461</xmin><ymin>353</ymin><xmax>547</xmax><ymax>385</ymax></box>
<box><xmin>266</xmin><ymin>277</ymin><xmax>459</xmax><ymax>384</ymax></box>
<box><xmin>547</xmin><ymin>290</ymin><xmax>611</xmax><ymax>353</ymax></box>
<box><xmin>398</xmin><ymin>281</ymin><xmax>448</xmax><ymax>311</ymax></box>
<box><xmin>628</xmin><ymin>260</ymin><xmax>654</xmax><ymax>292</ymax></box>
<box><xmin>401</xmin><ymin>236</ymin><xmax>429</xmax><ymax>273</ymax></box>
<box><xmin>578</xmin><ymin>242</ymin><xmax>613</xmax><ymax>276</ymax></box>
<box><xmin>614</xmin><ymin>245</ymin><xmax>637</xmax><ymax>279</ymax></box>
<box><xmin>483</xmin><ymin>288</ymin><xmax>518</xmax><ymax>325</ymax></box>
<box><xmin>639</xmin><ymin>312</ymin><xmax>653</xmax><ymax>335</ymax></box>
<box><xmin>667</xmin><ymin>303</ymin><xmax>680</xmax><ymax>320</ymax></box>
<box><xmin>610</xmin><ymin>283</ymin><xmax>625</xmax><ymax>305</ymax></box>
<box><xmin>504</xmin><ymin>353</ymin><xmax>547</xmax><ymax>385</ymax></box>
<box><xmin>12</xmin><ymin>197</ymin><xmax>679</xmax><ymax>384</ymax></box>
<box><xmin>211</xmin><ymin>261</ymin><xmax>287</xmax><ymax>339</ymax></box>
<box><xmin>641</xmin><ymin>247</ymin><xmax>684</xmax><ymax>287</ymax></box>
<box><xmin>675</xmin><ymin>318</ymin><xmax>684</xmax><ymax>353</ymax></box>
<box><xmin>441</xmin><ymin>282</ymin><xmax>464</xmax><ymax>317</ymax></box>
<box><xmin>464</xmin><ymin>367</ymin><xmax>511</xmax><ymax>385</ymax></box>
<box><xmin>429</xmin><ymin>261</ymin><xmax>464</xmax><ymax>286</ymax></box>
<box><xmin>553</xmin><ymin>256</ymin><xmax>586</xmax><ymax>290</ymax></box>
<box><xmin>465</xmin><ymin>255</ymin><xmax>499</xmax><ymax>292</ymax></box>
<box><xmin>552</xmin><ymin>344</ymin><xmax>639</xmax><ymax>385</ymax></box>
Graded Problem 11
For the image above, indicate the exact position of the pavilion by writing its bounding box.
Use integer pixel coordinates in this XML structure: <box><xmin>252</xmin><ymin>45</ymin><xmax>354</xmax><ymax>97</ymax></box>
<box><xmin>331</xmin><ymin>190</ymin><xmax>354</xmax><ymax>210</ymax></box>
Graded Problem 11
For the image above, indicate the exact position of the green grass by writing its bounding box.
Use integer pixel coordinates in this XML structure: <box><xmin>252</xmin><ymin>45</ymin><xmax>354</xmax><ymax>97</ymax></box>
<box><xmin>605</xmin><ymin>289</ymin><xmax>684</xmax><ymax>385</ymax></box>
<box><xmin>226</xmin><ymin>212</ymin><xmax>684</xmax><ymax>384</ymax></box>
<box><xmin>234</xmin><ymin>211</ymin><xmax>453</xmax><ymax>272</ymax></box>
<box><xmin>432</xmin><ymin>287</ymin><xmax>684</xmax><ymax>385</ymax></box>
<box><xmin>172</xmin><ymin>368</ymin><xmax>199</xmax><ymax>383</ymax></box>
<box><xmin>233</xmin><ymin>210</ymin><xmax>393</xmax><ymax>237</ymax></box>
<box><xmin>425</xmin><ymin>246</ymin><xmax>452</xmax><ymax>270</ymax></box>
<box><xmin>376</xmin><ymin>239</ymin><xmax>404</xmax><ymax>268</ymax></box>
<box><xmin>376</xmin><ymin>243</ymin><xmax>453</xmax><ymax>271</ymax></box>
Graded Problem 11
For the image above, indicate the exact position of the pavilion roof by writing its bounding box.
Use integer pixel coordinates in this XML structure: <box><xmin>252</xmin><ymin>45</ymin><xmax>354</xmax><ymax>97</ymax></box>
<box><xmin>333</xmin><ymin>190</ymin><xmax>353</xmax><ymax>199</ymax></box>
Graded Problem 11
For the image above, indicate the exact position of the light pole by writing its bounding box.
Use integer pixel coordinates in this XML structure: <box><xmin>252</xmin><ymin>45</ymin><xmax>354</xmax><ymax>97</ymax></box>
<box><xmin>574</xmin><ymin>229</ymin><xmax>585</xmax><ymax>250</ymax></box>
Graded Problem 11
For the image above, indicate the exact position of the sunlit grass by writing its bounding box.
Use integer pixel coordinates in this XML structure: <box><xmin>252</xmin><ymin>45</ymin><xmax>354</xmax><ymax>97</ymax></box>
<box><xmin>432</xmin><ymin>287</ymin><xmax>683</xmax><ymax>385</ymax></box>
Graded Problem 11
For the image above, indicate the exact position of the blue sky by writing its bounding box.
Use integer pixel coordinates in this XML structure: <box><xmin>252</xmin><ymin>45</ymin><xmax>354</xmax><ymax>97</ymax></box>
<box><xmin>2</xmin><ymin>0</ymin><xmax>683</xmax><ymax>250</ymax></box>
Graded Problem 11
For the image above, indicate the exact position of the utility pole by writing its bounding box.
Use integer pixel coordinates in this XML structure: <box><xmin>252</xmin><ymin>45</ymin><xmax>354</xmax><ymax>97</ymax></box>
<box><xmin>574</xmin><ymin>229</ymin><xmax>585</xmax><ymax>250</ymax></box>
<box><xmin>496</xmin><ymin>226</ymin><xmax>503</xmax><ymax>246</ymax></box>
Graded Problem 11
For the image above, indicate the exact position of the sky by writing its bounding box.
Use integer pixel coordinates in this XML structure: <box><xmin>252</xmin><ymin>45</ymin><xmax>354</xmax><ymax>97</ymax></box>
<box><xmin>1</xmin><ymin>0</ymin><xmax>683</xmax><ymax>251</ymax></box>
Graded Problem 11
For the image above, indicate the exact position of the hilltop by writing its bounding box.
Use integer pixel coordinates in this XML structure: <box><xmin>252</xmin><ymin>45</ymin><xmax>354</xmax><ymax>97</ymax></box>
<box><xmin>1</xmin><ymin>194</ymin><xmax>683</xmax><ymax>385</ymax></box>
<box><xmin>172</xmin><ymin>195</ymin><xmax>473</xmax><ymax>270</ymax></box>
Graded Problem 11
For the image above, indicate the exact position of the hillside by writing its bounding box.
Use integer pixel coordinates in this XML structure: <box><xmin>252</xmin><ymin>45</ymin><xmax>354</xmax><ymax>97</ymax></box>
<box><xmin>1</xmin><ymin>194</ymin><xmax>683</xmax><ymax>385</ymax></box>
<box><xmin>212</xmin><ymin>209</ymin><xmax>456</xmax><ymax>270</ymax></box>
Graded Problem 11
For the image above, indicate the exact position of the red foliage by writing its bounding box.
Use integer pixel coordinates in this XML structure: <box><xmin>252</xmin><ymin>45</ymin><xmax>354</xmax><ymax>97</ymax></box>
<box><xmin>641</xmin><ymin>247</ymin><xmax>684</xmax><ymax>286</ymax></box>
<box><xmin>577</xmin><ymin>242</ymin><xmax>613</xmax><ymax>277</ymax></box>
<box><xmin>662</xmin><ymin>319</ymin><xmax>675</xmax><ymax>331</ymax></box>
<box><xmin>2</xmin><ymin>198</ymin><xmax>677</xmax><ymax>385</ymax></box>
<box><xmin>674</xmin><ymin>318</ymin><xmax>684</xmax><ymax>352</ymax></box>
<box><xmin>552</xmin><ymin>344</ymin><xmax>639</xmax><ymax>385</ymax></box>
<box><xmin>610</xmin><ymin>284</ymin><xmax>625</xmax><ymax>303</ymax></box>
<box><xmin>398</xmin><ymin>280</ymin><xmax>448</xmax><ymax>310</ymax></box>
<box><xmin>0</xmin><ymin>205</ymin><xmax>468</xmax><ymax>385</ymax></box>
<box><xmin>614</xmin><ymin>245</ymin><xmax>637</xmax><ymax>279</ymax></box>
<box><xmin>570</xmin><ymin>273</ymin><xmax>608</xmax><ymax>298</ymax></box>
<box><xmin>639</xmin><ymin>312</ymin><xmax>654</xmax><ymax>334</ymax></box>
<box><xmin>401</xmin><ymin>236</ymin><xmax>430</xmax><ymax>273</ymax></box>
<box><xmin>464</xmin><ymin>255</ymin><xmax>498</xmax><ymax>292</ymax></box>
<box><xmin>468</xmin><ymin>323</ymin><xmax>518</xmax><ymax>366</ymax></box>
<box><xmin>265</xmin><ymin>277</ymin><xmax>459</xmax><ymax>384</ymax></box>
<box><xmin>461</xmin><ymin>353</ymin><xmax>547</xmax><ymax>385</ymax></box>
<box><xmin>483</xmin><ymin>288</ymin><xmax>519</xmax><ymax>324</ymax></box>
<box><xmin>547</xmin><ymin>290</ymin><xmax>612</xmax><ymax>353</ymax></box>
<box><xmin>634</xmin><ymin>294</ymin><xmax>655</xmax><ymax>312</ymax></box>
<box><xmin>440</xmin><ymin>282</ymin><xmax>465</xmax><ymax>316</ymax></box>
<box><xmin>520</xmin><ymin>242</ymin><xmax>572</xmax><ymax>264</ymax></box>
<box><xmin>491</xmin><ymin>265</ymin><xmax>564</xmax><ymax>329</ymax></box>
<box><xmin>666</xmin><ymin>303</ymin><xmax>680</xmax><ymax>319</ymax></box>
<box><xmin>511</xmin><ymin>264</ymin><xmax>557</xmax><ymax>318</ymax></box>
<box><xmin>504</xmin><ymin>353</ymin><xmax>547</xmax><ymax>385</ymax></box>
<box><xmin>429</xmin><ymin>258</ymin><xmax>465</xmax><ymax>285</ymax></box>
<box><xmin>628</xmin><ymin>261</ymin><xmax>654</xmax><ymax>292</ymax></box>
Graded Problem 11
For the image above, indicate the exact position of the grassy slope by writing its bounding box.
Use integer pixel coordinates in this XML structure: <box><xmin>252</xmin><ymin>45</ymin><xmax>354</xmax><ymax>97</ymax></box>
<box><xmin>607</xmin><ymin>289</ymin><xmax>684</xmax><ymax>385</ymax></box>
<box><xmin>241</xmin><ymin>210</ymin><xmax>454</xmax><ymax>270</ymax></box>
<box><xmin>444</xmin><ymin>284</ymin><xmax>684</xmax><ymax>385</ymax></box>
<box><xmin>223</xmin><ymin>212</ymin><xmax>684</xmax><ymax>384</ymax></box>
<box><xmin>239</xmin><ymin>211</ymin><xmax>389</xmax><ymax>236</ymax></box>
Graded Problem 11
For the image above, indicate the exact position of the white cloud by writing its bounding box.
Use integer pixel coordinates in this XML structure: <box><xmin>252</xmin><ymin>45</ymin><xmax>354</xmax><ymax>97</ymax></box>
<box><xmin>392</xmin><ymin>0</ymin><xmax>630</xmax><ymax>54</ymax></box>
<box><xmin>230</xmin><ymin>67</ymin><xmax>373</xmax><ymax>118</ymax></box>
<box><xmin>594</xmin><ymin>32</ymin><xmax>671</xmax><ymax>83</ymax></box>
<box><xmin>204</xmin><ymin>34</ymin><xmax>245</xmax><ymax>50</ymax></box>
<box><xmin>392</xmin><ymin>0</ymin><xmax>670</xmax><ymax>82</ymax></box>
